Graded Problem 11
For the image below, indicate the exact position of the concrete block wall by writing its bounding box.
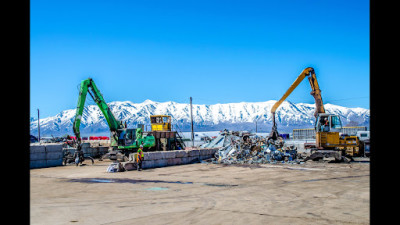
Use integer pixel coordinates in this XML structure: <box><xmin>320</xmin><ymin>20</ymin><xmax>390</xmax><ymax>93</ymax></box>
<box><xmin>63</xmin><ymin>145</ymin><xmax>109</xmax><ymax>158</ymax></box>
<box><xmin>30</xmin><ymin>143</ymin><xmax>63</xmax><ymax>169</ymax></box>
<box><xmin>82</xmin><ymin>145</ymin><xmax>109</xmax><ymax>158</ymax></box>
<box><xmin>140</xmin><ymin>148</ymin><xmax>218</xmax><ymax>169</ymax></box>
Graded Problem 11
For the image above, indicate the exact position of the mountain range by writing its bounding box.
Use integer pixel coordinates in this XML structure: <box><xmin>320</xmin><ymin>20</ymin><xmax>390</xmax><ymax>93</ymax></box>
<box><xmin>30</xmin><ymin>100</ymin><xmax>370</xmax><ymax>137</ymax></box>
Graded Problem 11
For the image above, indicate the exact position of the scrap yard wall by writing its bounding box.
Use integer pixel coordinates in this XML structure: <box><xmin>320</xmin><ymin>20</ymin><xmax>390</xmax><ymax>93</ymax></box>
<box><xmin>63</xmin><ymin>143</ymin><xmax>110</xmax><ymax>158</ymax></box>
<box><xmin>124</xmin><ymin>148</ymin><xmax>218</xmax><ymax>170</ymax></box>
<box><xmin>30</xmin><ymin>142</ymin><xmax>218</xmax><ymax>170</ymax></box>
<box><xmin>30</xmin><ymin>143</ymin><xmax>63</xmax><ymax>169</ymax></box>
<box><xmin>293</xmin><ymin>126</ymin><xmax>368</xmax><ymax>139</ymax></box>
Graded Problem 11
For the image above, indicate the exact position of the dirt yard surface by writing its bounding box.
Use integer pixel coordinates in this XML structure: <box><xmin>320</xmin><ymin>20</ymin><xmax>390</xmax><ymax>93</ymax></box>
<box><xmin>30</xmin><ymin>160</ymin><xmax>369</xmax><ymax>225</ymax></box>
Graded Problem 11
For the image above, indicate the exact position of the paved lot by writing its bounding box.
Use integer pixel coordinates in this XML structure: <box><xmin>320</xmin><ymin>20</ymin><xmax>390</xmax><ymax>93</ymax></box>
<box><xmin>30</xmin><ymin>160</ymin><xmax>369</xmax><ymax>225</ymax></box>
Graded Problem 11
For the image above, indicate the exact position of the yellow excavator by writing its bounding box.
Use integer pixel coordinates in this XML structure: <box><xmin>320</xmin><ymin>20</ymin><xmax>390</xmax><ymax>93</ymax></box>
<box><xmin>148</xmin><ymin>115</ymin><xmax>186</xmax><ymax>151</ymax></box>
<box><xmin>269</xmin><ymin>67</ymin><xmax>362</xmax><ymax>161</ymax></box>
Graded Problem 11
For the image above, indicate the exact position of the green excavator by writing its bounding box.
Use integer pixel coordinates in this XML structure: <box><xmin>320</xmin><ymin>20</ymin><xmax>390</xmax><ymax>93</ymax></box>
<box><xmin>73</xmin><ymin>78</ymin><xmax>156</xmax><ymax>160</ymax></box>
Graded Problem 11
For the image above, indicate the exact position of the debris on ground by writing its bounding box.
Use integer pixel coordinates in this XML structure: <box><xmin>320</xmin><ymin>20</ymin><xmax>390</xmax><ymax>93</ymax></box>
<box><xmin>207</xmin><ymin>129</ymin><xmax>304</xmax><ymax>165</ymax></box>
<box><xmin>106</xmin><ymin>162</ymin><xmax>125</xmax><ymax>173</ymax></box>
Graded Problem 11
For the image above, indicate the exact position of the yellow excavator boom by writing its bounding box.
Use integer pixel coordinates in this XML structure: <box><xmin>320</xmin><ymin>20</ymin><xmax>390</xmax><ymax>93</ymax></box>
<box><xmin>269</xmin><ymin>67</ymin><xmax>325</xmax><ymax>139</ymax></box>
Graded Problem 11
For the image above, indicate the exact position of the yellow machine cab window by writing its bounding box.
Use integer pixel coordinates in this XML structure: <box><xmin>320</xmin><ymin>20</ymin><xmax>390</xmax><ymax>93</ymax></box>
<box><xmin>150</xmin><ymin>115</ymin><xmax>172</xmax><ymax>131</ymax></box>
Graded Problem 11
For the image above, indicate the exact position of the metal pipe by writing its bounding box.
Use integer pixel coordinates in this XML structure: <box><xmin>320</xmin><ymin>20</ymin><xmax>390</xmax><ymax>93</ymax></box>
<box><xmin>37</xmin><ymin>109</ymin><xmax>40</xmax><ymax>143</ymax></box>
<box><xmin>190</xmin><ymin>97</ymin><xmax>194</xmax><ymax>147</ymax></box>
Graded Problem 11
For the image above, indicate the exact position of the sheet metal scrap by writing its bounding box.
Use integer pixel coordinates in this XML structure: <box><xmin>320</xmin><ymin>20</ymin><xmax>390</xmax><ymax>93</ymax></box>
<box><xmin>211</xmin><ymin>130</ymin><xmax>301</xmax><ymax>165</ymax></box>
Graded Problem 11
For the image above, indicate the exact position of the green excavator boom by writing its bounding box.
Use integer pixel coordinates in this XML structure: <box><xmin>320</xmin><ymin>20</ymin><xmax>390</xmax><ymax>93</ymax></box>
<box><xmin>73</xmin><ymin>78</ymin><xmax>123</xmax><ymax>144</ymax></box>
<box><xmin>72</xmin><ymin>78</ymin><xmax>155</xmax><ymax>153</ymax></box>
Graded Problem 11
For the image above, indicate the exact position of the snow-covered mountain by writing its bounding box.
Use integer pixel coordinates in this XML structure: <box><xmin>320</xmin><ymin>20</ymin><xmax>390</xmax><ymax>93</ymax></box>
<box><xmin>30</xmin><ymin>100</ymin><xmax>370</xmax><ymax>136</ymax></box>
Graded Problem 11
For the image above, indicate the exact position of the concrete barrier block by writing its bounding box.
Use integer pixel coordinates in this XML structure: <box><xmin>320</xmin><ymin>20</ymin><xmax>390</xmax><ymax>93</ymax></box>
<box><xmin>146</xmin><ymin>152</ymin><xmax>162</xmax><ymax>161</ymax></box>
<box><xmin>188</xmin><ymin>150</ymin><xmax>200</xmax><ymax>157</ymax></box>
<box><xmin>30</xmin><ymin>145</ymin><xmax>46</xmax><ymax>154</ymax></box>
<box><xmin>30</xmin><ymin>153</ymin><xmax>46</xmax><ymax>161</ymax></box>
<box><xmin>189</xmin><ymin>156</ymin><xmax>199</xmax><ymax>163</ymax></box>
<box><xmin>162</xmin><ymin>151</ymin><xmax>176</xmax><ymax>159</ymax></box>
<box><xmin>181</xmin><ymin>157</ymin><xmax>189</xmax><ymax>164</ymax></box>
<box><xmin>154</xmin><ymin>159</ymin><xmax>168</xmax><ymax>167</ymax></box>
<box><xmin>175</xmin><ymin>150</ymin><xmax>187</xmax><ymax>158</ymax></box>
<box><xmin>30</xmin><ymin>143</ymin><xmax>41</xmax><ymax>146</ymax></box>
<box><xmin>143</xmin><ymin>152</ymin><xmax>150</xmax><ymax>160</ymax></box>
<box><xmin>210</xmin><ymin>148</ymin><xmax>218</xmax><ymax>155</ymax></box>
<box><xmin>199</xmin><ymin>155</ymin><xmax>206</xmax><ymax>160</ymax></box>
<box><xmin>167</xmin><ymin>158</ymin><xmax>182</xmax><ymax>166</ymax></box>
<box><xmin>46</xmin><ymin>159</ymin><xmax>63</xmax><ymax>167</ymax></box>
<box><xmin>46</xmin><ymin>151</ymin><xmax>63</xmax><ymax>160</ymax></box>
<box><xmin>142</xmin><ymin>160</ymin><xmax>154</xmax><ymax>169</ymax></box>
<box><xmin>175</xmin><ymin>157</ymin><xmax>183</xmax><ymax>165</ymax></box>
<box><xmin>184</xmin><ymin>150</ymin><xmax>191</xmax><ymax>156</ymax></box>
<box><xmin>207</xmin><ymin>155</ymin><xmax>213</xmax><ymax>160</ymax></box>
<box><xmin>45</xmin><ymin>144</ymin><xmax>63</xmax><ymax>152</ymax></box>
<box><xmin>199</xmin><ymin>149</ymin><xmax>209</xmax><ymax>156</ymax></box>
<box><xmin>181</xmin><ymin>157</ymin><xmax>197</xmax><ymax>164</ymax></box>
<box><xmin>30</xmin><ymin>160</ymin><xmax>47</xmax><ymax>169</ymax></box>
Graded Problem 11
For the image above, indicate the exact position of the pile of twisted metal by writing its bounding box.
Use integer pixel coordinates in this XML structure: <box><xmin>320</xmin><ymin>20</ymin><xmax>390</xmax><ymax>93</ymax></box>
<box><xmin>202</xmin><ymin>130</ymin><xmax>305</xmax><ymax>165</ymax></box>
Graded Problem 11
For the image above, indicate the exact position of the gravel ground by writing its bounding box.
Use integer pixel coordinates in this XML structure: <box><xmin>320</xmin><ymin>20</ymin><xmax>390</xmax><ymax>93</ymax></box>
<box><xmin>30</xmin><ymin>159</ymin><xmax>369</xmax><ymax>225</ymax></box>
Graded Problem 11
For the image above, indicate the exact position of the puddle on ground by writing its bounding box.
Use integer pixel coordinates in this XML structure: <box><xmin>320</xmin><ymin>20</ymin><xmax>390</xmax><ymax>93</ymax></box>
<box><xmin>66</xmin><ymin>178</ymin><xmax>193</xmax><ymax>185</ymax></box>
<box><xmin>302</xmin><ymin>175</ymin><xmax>369</xmax><ymax>182</ymax></box>
<box><xmin>145</xmin><ymin>187</ymin><xmax>169</xmax><ymax>191</ymax></box>
<box><xmin>284</xmin><ymin>174</ymin><xmax>369</xmax><ymax>184</ymax></box>
<box><xmin>350</xmin><ymin>161</ymin><xmax>370</xmax><ymax>164</ymax></box>
<box><xmin>285</xmin><ymin>167</ymin><xmax>324</xmax><ymax>171</ymax></box>
<box><xmin>221</xmin><ymin>164</ymin><xmax>263</xmax><ymax>169</ymax></box>
<box><xmin>90</xmin><ymin>179</ymin><xmax>114</xmax><ymax>183</ymax></box>
<box><xmin>66</xmin><ymin>178</ymin><xmax>238</xmax><ymax>188</ymax></box>
<box><xmin>202</xmin><ymin>183</ymin><xmax>239</xmax><ymax>187</ymax></box>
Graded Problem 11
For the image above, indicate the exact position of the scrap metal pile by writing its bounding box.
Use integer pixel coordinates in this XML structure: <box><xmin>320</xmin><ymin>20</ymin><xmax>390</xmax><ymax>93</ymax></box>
<box><xmin>205</xmin><ymin>130</ymin><xmax>304</xmax><ymax>165</ymax></box>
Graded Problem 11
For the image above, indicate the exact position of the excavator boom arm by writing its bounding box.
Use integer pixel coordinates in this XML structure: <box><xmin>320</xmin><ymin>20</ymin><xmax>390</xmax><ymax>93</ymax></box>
<box><xmin>73</xmin><ymin>78</ymin><xmax>122</xmax><ymax>143</ymax></box>
<box><xmin>308</xmin><ymin>72</ymin><xmax>325</xmax><ymax>116</ymax></box>
<box><xmin>270</xmin><ymin>67</ymin><xmax>315</xmax><ymax>115</ymax></box>
<box><xmin>269</xmin><ymin>67</ymin><xmax>325</xmax><ymax>139</ymax></box>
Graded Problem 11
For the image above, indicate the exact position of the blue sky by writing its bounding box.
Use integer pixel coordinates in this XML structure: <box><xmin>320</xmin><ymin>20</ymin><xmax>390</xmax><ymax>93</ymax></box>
<box><xmin>31</xmin><ymin>0</ymin><xmax>369</xmax><ymax>118</ymax></box>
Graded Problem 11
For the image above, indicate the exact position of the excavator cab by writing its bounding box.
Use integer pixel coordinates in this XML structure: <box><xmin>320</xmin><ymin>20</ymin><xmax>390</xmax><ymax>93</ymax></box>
<box><xmin>117</xmin><ymin>128</ymin><xmax>136</xmax><ymax>146</ymax></box>
<box><xmin>315</xmin><ymin>114</ymin><xmax>343</xmax><ymax>132</ymax></box>
<box><xmin>315</xmin><ymin>114</ymin><xmax>344</xmax><ymax>148</ymax></box>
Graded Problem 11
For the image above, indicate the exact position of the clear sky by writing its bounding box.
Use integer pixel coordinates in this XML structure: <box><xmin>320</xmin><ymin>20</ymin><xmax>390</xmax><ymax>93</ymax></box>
<box><xmin>31</xmin><ymin>0</ymin><xmax>370</xmax><ymax>118</ymax></box>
